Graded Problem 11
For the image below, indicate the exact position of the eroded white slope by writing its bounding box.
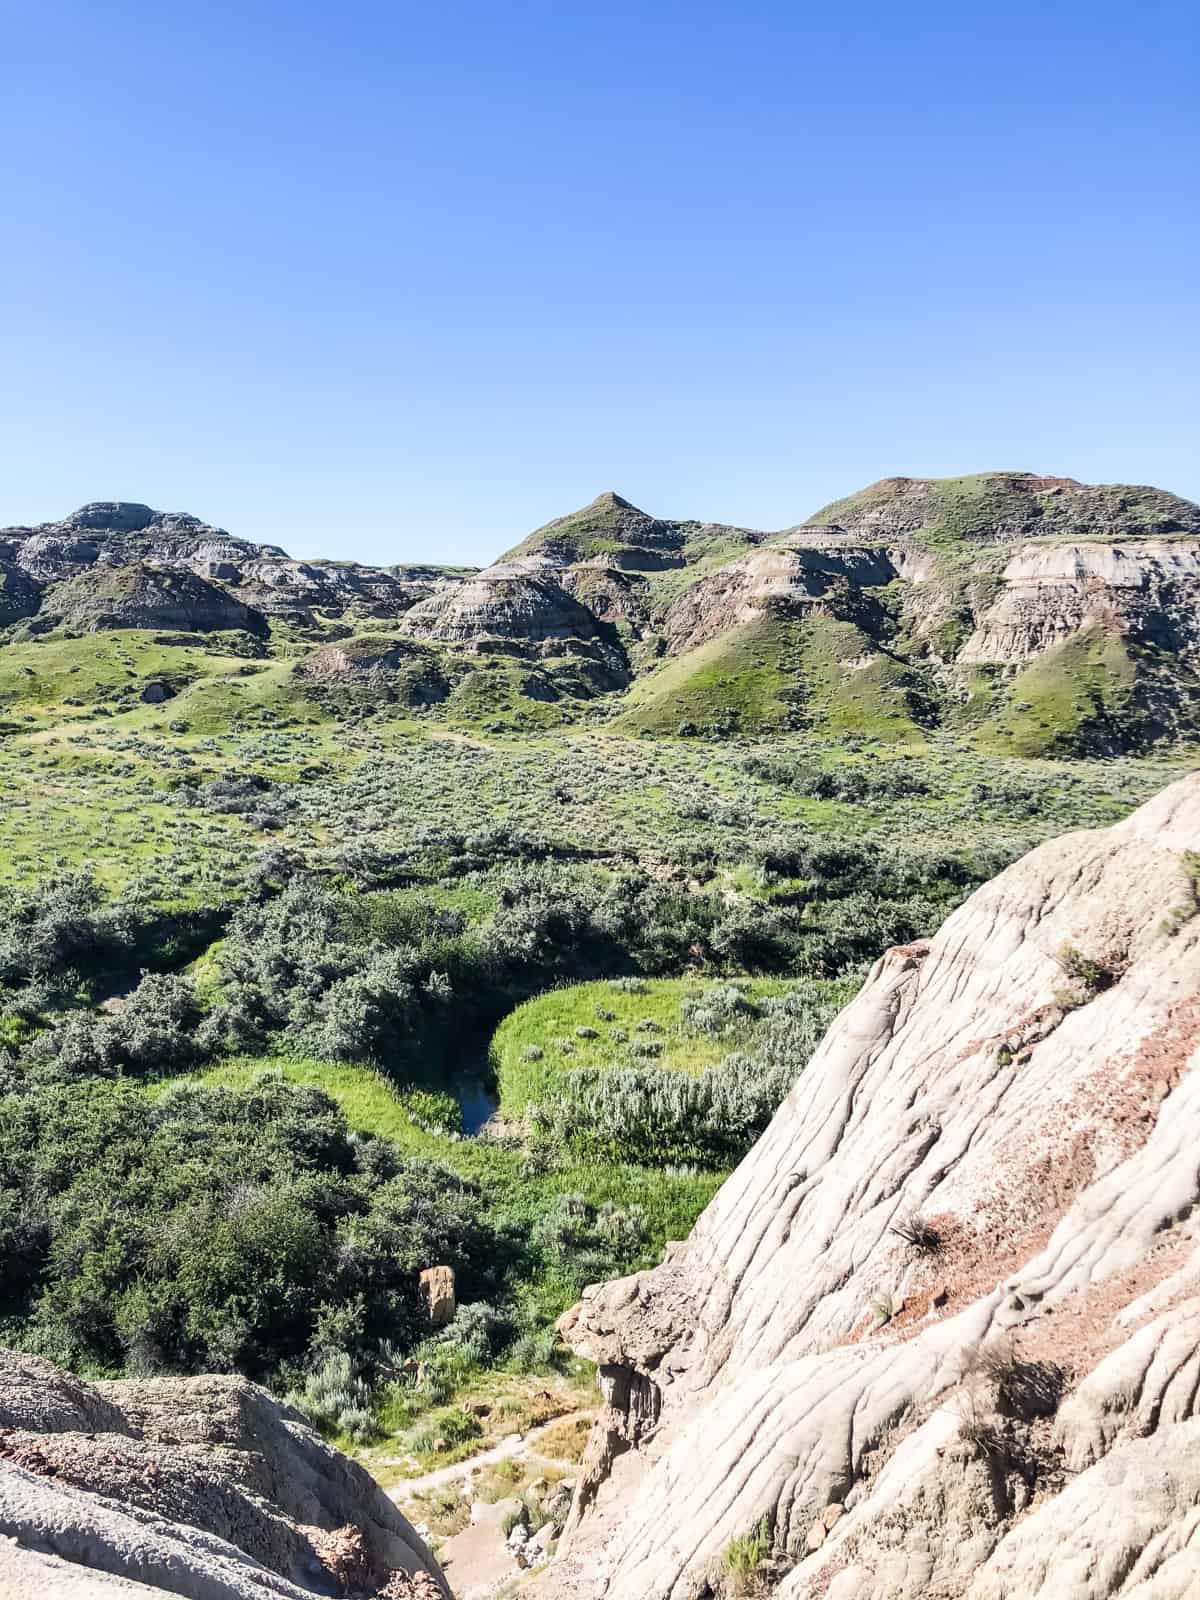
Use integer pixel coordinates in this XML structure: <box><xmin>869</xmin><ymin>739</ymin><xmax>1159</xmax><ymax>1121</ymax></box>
<box><xmin>550</xmin><ymin>774</ymin><xmax>1200</xmax><ymax>1600</ymax></box>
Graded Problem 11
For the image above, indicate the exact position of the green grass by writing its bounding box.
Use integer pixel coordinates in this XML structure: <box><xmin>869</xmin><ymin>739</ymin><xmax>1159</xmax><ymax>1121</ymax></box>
<box><xmin>179</xmin><ymin>1056</ymin><xmax>460</xmax><ymax>1149</ymax></box>
<box><xmin>613</xmin><ymin>612</ymin><xmax>933</xmax><ymax>743</ymax></box>
<box><xmin>981</xmin><ymin>626</ymin><xmax>1138</xmax><ymax>756</ymax></box>
<box><xmin>0</xmin><ymin>632</ymin><xmax>247</xmax><ymax>723</ymax></box>
<box><xmin>155</xmin><ymin>660</ymin><xmax>326</xmax><ymax>734</ymax></box>
<box><xmin>806</xmin><ymin>472</ymin><xmax>1200</xmax><ymax>548</ymax></box>
<box><xmin>791</xmin><ymin>615</ymin><xmax>929</xmax><ymax>742</ymax></box>
<box><xmin>444</xmin><ymin>656</ymin><xmax>579</xmax><ymax>731</ymax></box>
<box><xmin>614</xmin><ymin>616</ymin><xmax>802</xmax><ymax>734</ymax></box>
<box><xmin>491</xmin><ymin>976</ymin><xmax>798</xmax><ymax>1112</ymax></box>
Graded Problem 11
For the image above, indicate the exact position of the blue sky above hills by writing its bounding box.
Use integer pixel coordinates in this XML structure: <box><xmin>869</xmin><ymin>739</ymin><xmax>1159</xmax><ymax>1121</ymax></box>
<box><xmin>2</xmin><ymin>0</ymin><xmax>1197</xmax><ymax>564</ymax></box>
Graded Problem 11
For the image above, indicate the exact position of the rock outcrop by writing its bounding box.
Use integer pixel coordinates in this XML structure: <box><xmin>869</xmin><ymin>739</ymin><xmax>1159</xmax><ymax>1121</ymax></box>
<box><xmin>660</xmin><ymin>537</ymin><xmax>899</xmax><ymax>655</ymax></box>
<box><xmin>0</xmin><ymin>1351</ymin><xmax>448</xmax><ymax>1599</ymax></box>
<box><xmin>0</xmin><ymin>504</ymin><xmax>465</xmax><ymax>628</ymax></box>
<box><xmin>958</xmin><ymin>539</ymin><xmax>1200</xmax><ymax>664</ymax></box>
<box><xmin>30</xmin><ymin>564</ymin><xmax>267</xmax><ymax>636</ymax></box>
<box><xmin>0</xmin><ymin>561</ymin><xmax>42</xmax><ymax>625</ymax></box>
<box><xmin>544</xmin><ymin>773</ymin><xmax>1200</xmax><ymax>1600</ymax></box>
<box><xmin>231</xmin><ymin>563</ymin><xmax>444</xmax><ymax>621</ymax></box>
<box><xmin>0</xmin><ymin>503</ymin><xmax>285</xmax><ymax>579</ymax></box>
<box><xmin>399</xmin><ymin>565</ymin><xmax>618</xmax><ymax>660</ymax></box>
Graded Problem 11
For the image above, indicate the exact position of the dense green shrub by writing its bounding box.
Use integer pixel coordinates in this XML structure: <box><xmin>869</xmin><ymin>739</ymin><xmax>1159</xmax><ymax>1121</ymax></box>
<box><xmin>0</xmin><ymin>872</ymin><xmax>135</xmax><ymax>993</ymax></box>
<box><xmin>0</xmin><ymin>1076</ymin><xmax>495</xmax><ymax>1381</ymax></box>
<box><xmin>19</xmin><ymin>972</ymin><xmax>202</xmax><ymax>1081</ymax></box>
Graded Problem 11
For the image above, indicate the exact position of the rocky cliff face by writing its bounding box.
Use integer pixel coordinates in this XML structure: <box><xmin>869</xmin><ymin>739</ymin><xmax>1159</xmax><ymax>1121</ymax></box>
<box><xmin>544</xmin><ymin>773</ymin><xmax>1200</xmax><ymax>1600</ymax></box>
<box><xmin>957</xmin><ymin>540</ymin><xmax>1200</xmax><ymax>664</ymax></box>
<box><xmin>398</xmin><ymin>564</ymin><xmax>630</xmax><ymax>683</ymax></box>
<box><xmin>0</xmin><ymin>1351</ymin><xmax>447</xmax><ymax>1599</ymax></box>
<box><xmin>659</xmin><ymin>527</ymin><xmax>1200</xmax><ymax>667</ymax></box>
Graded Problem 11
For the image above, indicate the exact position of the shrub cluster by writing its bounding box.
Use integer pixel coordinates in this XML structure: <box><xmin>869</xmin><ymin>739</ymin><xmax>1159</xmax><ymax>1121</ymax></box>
<box><xmin>530</xmin><ymin>980</ymin><xmax>851</xmax><ymax>1165</ymax></box>
<box><xmin>0</xmin><ymin>1074</ymin><xmax>496</xmax><ymax>1382</ymax></box>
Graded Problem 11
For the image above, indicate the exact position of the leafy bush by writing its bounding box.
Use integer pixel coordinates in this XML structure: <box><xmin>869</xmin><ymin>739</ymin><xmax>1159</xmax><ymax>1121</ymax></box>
<box><xmin>0</xmin><ymin>1076</ymin><xmax>496</xmax><ymax>1381</ymax></box>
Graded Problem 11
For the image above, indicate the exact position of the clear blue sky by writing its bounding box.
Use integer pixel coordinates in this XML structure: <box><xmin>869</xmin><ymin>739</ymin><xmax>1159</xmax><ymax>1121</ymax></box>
<box><xmin>2</xmin><ymin>0</ymin><xmax>1197</xmax><ymax>566</ymax></box>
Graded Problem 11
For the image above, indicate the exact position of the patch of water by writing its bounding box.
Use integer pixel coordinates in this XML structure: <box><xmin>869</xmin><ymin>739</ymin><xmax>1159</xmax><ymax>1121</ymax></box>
<box><xmin>454</xmin><ymin>1074</ymin><xmax>500</xmax><ymax>1136</ymax></box>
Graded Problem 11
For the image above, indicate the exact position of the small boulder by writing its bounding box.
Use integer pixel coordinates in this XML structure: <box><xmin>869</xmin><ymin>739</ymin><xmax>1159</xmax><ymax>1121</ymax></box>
<box><xmin>418</xmin><ymin>1265</ymin><xmax>456</xmax><ymax>1327</ymax></box>
<box><xmin>471</xmin><ymin>1496</ymin><xmax>522</xmax><ymax>1528</ymax></box>
<box><xmin>527</xmin><ymin>1522</ymin><xmax>558</xmax><ymax>1558</ymax></box>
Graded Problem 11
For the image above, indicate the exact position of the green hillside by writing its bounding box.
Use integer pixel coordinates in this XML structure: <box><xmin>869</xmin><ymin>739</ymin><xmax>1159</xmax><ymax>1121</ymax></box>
<box><xmin>806</xmin><ymin>472</ymin><xmax>1200</xmax><ymax>547</ymax></box>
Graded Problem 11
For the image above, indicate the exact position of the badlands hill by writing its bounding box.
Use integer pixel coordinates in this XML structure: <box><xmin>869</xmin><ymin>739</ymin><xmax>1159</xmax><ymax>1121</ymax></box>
<box><xmin>541</xmin><ymin>771</ymin><xmax>1200</xmax><ymax>1600</ymax></box>
<box><xmin>2</xmin><ymin>472</ymin><xmax>1199</xmax><ymax>752</ymax></box>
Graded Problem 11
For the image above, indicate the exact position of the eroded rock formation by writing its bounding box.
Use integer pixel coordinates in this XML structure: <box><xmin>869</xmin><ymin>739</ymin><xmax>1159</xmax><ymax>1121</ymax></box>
<box><xmin>958</xmin><ymin>540</ymin><xmax>1200</xmax><ymax>664</ymax></box>
<box><xmin>4</xmin><ymin>479</ymin><xmax>1200</xmax><ymax>746</ymax></box>
<box><xmin>660</xmin><ymin>536</ymin><xmax>899</xmax><ymax>655</ymax></box>
<box><xmin>32</xmin><ymin>565</ymin><xmax>268</xmax><ymax>636</ymax></box>
<box><xmin>0</xmin><ymin>1351</ymin><xmax>448</xmax><ymax>1599</ymax></box>
<box><xmin>397</xmin><ymin>565</ymin><xmax>631</xmax><ymax>688</ymax></box>
<box><xmin>0</xmin><ymin>504</ymin><xmax>465</xmax><ymax>627</ymax></box>
<box><xmin>399</xmin><ymin>567</ymin><xmax>604</xmax><ymax>649</ymax></box>
<box><xmin>545</xmin><ymin>773</ymin><xmax>1200</xmax><ymax>1600</ymax></box>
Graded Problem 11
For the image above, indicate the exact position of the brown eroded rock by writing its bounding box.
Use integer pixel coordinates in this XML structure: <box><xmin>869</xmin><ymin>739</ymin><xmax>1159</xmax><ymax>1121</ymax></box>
<box><xmin>419</xmin><ymin>1266</ymin><xmax>457</xmax><ymax>1328</ymax></box>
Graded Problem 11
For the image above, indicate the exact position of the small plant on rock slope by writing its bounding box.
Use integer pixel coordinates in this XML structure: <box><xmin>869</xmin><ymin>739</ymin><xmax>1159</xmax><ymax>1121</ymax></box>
<box><xmin>1056</xmin><ymin>943</ymin><xmax>1113</xmax><ymax>1000</ymax></box>
<box><xmin>890</xmin><ymin>1211</ymin><xmax>942</xmax><ymax>1254</ymax></box>
<box><xmin>955</xmin><ymin>1387</ymin><xmax>1009</xmax><ymax>1461</ymax></box>
<box><xmin>722</xmin><ymin>1515</ymin><xmax>772</xmax><ymax>1596</ymax></box>
<box><xmin>962</xmin><ymin>1337</ymin><xmax>1066</xmax><ymax>1420</ymax></box>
